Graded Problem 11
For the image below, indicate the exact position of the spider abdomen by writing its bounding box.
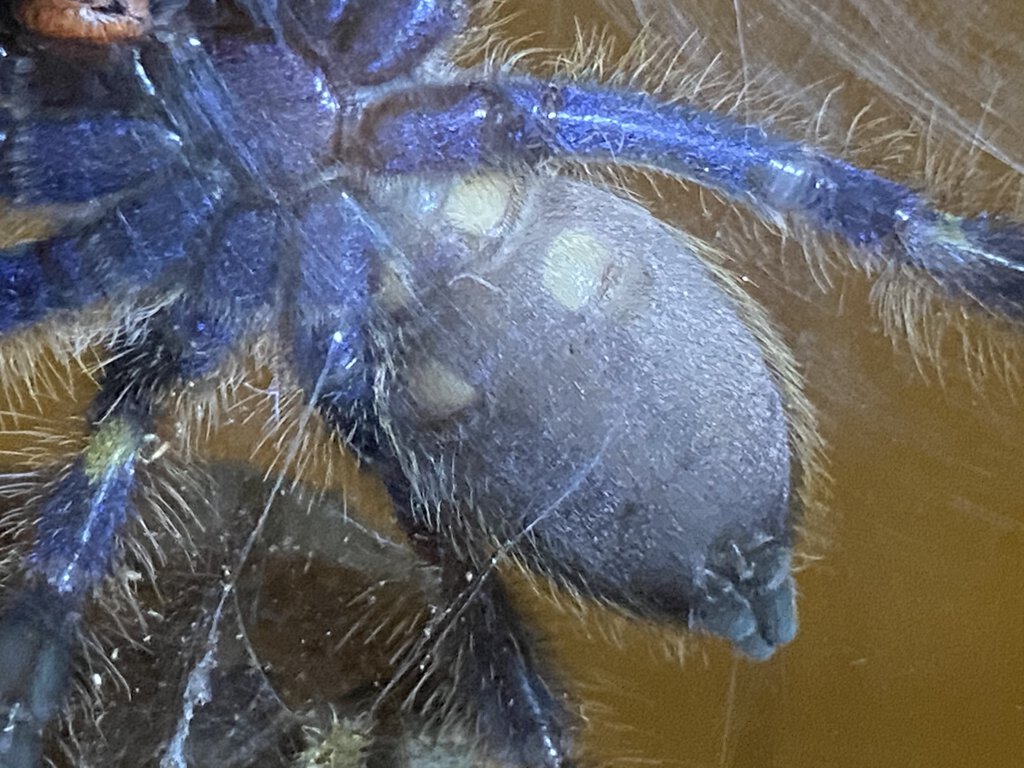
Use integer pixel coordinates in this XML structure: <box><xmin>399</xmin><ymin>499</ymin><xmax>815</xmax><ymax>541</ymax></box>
<box><xmin>365</xmin><ymin>173</ymin><xmax>798</xmax><ymax>658</ymax></box>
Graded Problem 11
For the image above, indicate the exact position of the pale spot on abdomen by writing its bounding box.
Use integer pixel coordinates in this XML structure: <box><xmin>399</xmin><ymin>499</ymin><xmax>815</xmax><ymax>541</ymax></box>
<box><xmin>542</xmin><ymin>229</ymin><xmax>614</xmax><ymax>311</ymax></box>
<box><xmin>443</xmin><ymin>174</ymin><xmax>514</xmax><ymax>237</ymax></box>
<box><xmin>405</xmin><ymin>357</ymin><xmax>479</xmax><ymax>420</ymax></box>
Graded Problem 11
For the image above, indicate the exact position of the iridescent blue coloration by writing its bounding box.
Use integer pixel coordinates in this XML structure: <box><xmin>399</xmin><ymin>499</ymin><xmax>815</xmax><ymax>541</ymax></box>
<box><xmin>1</xmin><ymin>117</ymin><xmax>182</xmax><ymax>205</ymax></box>
<box><xmin>0</xmin><ymin>439</ymin><xmax>141</xmax><ymax>764</ymax></box>
<box><xmin>0</xmin><ymin>176</ymin><xmax>219</xmax><ymax>332</ymax></box>
<box><xmin>0</xmin><ymin>0</ymin><xmax>1021</xmax><ymax>766</ymax></box>
<box><xmin>286</xmin><ymin>187</ymin><xmax>376</xmax><ymax>435</ymax></box>
<box><xmin>32</xmin><ymin>455</ymin><xmax>139</xmax><ymax>598</ymax></box>
<box><xmin>348</xmin><ymin>78</ymin><xmax>1024</xmax><ymax>317</ymax></box>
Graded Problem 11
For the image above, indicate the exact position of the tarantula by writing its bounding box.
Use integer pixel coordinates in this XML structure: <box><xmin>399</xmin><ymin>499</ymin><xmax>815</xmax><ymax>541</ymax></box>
<box><xmin>0</xmin><ymin>0</ymin><xmax>1021</xmax><ymax>766</ymax></box>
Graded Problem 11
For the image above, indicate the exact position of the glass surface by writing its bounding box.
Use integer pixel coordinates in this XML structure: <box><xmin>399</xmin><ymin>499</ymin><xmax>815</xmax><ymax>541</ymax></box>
<box><xmin>0</xmin><ymin>1</ymin><xmax>1021</xmax><ymax>767</ymax></box>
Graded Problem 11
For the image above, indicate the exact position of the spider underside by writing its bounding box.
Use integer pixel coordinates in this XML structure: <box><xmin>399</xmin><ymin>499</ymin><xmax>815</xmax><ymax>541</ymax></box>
<box><xmin>1</xmin><ymin>1</ymin><xmax>1022</xmax><ymax>767</ymax></box>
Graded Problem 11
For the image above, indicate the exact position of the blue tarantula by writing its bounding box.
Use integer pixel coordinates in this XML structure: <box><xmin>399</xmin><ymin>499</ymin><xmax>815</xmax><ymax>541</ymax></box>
<box><xmin>0</xmin><ymin>0</ymin><xmax>1022</xmax><ymax>766</ymax></box>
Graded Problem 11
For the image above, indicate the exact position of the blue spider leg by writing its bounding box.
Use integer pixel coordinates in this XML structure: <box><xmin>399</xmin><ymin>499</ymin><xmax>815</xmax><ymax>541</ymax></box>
<box><xmin>284</xmin><ymin>184</ymin><xmax>377</xmax><ymax>455</ymax></box>
<box><xmin>0</xmin><ymin>9</ymin><xmax>343</xmax><ymax>338</ymax></box>
<box><xmin>278</xmin><ymin>0</ymin><xmax>468</xmax><ymax>88</ymax></box>
<box><xmin>0</xmin><ymin>406</ymin><xmax>144</xmax><ymax>768</ymax></box>
<box><xmin>0</xmin><ymin>201</ymin><xmax>274</xmax><ymax>767</ymax></box>
<box><xmin>0</xmin><ymin>349</ymin><xmax>168</xmax><ymax>768</ymax></box>
<box><xmin>0</xmin><ymin>104</ymin><xmax>225</xmax><ymax>335</ymax></box>
<box><xmin>343</xmin><ymin>78</ymin><xmax>1024</xmax><ymax>321</ymax></box>
<box><xmin>0</xmin><ymin>173</ymin><xmax>224</xmax><ymax>335</ymax></box>
<box><xmin>0</xmin><ymin>116</ymin><xmax>183</xmax><ymax>207</ymax></box>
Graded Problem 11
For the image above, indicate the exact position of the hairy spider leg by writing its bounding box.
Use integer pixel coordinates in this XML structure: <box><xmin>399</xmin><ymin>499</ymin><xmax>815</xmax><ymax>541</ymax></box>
<box><xmin>0</xmin><ymin>390</ymin><xmax>145</xmax><ymax>768</ymax></box>
<box><xmin>343</xmin><ymin>78</ymin><xmax>1024</xmax><ymax>322</ymax></box>
<box><xmin>0</xmin><ymin>0</ymin><xmax>464</xmax><ymax>334</ymax></box>
<box><xmin>393</xmin><ymin>516</ymin><xmax>574</xmax><ymax>768</ymax></box>
<box><xmin>0</xmin><ymin>0</ymin><xmax>345</xmax><ymax>335</ymax></box>
<box><xmin>0</xmin><ymin>115</ymin><xmax>198</xmax><ymax>332</ymax></box>
<box><xmin>0</xmin><ymin>250</ymin><xmax>272</xmax><ymax>767</ymax></box>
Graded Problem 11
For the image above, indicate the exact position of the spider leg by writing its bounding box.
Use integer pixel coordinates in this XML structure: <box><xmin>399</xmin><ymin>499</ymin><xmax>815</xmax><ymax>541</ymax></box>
<box><xmin>392</xmin><ymin>507</ymin><xmax>574</xmax><ymax>768</ymax></box>
<box><xmin>0</xmin><ymin>206</ymin><xmax>274</xmax><ymax>765</ymax></box>
<box><xmin>278</xmin><ymin>0</ymin><xmax>467</xmax><ymax>89</ymax></box>
<box><xmin>284</xmin><ymin>184</ymin><xmax>376</xmax><ymax>454</ymax></box>
<box><xmin>0</xmin><ymin>116</ymin><xmax>182</xmax><ymax>207</ymax></box>
<box><xmin>0</xmin><ymin>10</ymin><xmax>344</xmax><ymax>337</ymax></box>
<box><xmin>0</xmin><ymin>338</ymin><xmax>167</xmax><ymax>768</ymax></box>
<box><xmin>342</xmin><ymin>77</ymin><xmax>1024</xmax><ymax>322</ymax></box>
<box><xmin>0</xmin><ymin>171</ymin><xmax>226</xmax><ymax>334</ymax></box>
<box><xmin>0</xmin><ymin>98</ymin><xmax>211</xmax><ymax>332</ymax></box>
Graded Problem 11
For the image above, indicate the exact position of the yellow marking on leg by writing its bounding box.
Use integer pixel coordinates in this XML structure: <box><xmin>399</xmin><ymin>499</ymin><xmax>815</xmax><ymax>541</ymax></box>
<box><xmin>83</xmin><ymin>417</ymin><xmax>140</xmax><ymax>482</ymax></box>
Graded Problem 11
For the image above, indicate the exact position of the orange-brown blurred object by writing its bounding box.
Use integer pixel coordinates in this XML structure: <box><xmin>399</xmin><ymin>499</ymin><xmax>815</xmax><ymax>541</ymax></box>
<box><xmin>16</xmin><ymin>0</ymin><xmax>150</xmax><ymax>42</ymax></box>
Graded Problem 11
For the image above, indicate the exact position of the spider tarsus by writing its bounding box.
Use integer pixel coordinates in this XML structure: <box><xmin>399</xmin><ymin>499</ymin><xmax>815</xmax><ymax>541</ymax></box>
<box><xmin>0</xmin><ymin>585</ymin><xmax>76</xmax><ymax>768</ymax></box>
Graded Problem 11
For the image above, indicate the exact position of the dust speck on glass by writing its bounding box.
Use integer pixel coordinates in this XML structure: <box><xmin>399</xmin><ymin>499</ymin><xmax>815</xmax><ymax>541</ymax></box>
<box><xmin>0</xmin><ymin>1</ymin><xmax>1021</xmax><ymax>767</ymax></box>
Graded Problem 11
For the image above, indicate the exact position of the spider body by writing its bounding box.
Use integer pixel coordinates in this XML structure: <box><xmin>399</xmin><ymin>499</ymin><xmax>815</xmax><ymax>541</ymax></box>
<box><xmin>0</xmin><ymin>0</ymin><xmax>1021</xmax><ymax>766</ymax></box>
<box><xmin>0</xmin><ymin>1</ymin><xmax>799</xmax><ymax>765</ymax></box>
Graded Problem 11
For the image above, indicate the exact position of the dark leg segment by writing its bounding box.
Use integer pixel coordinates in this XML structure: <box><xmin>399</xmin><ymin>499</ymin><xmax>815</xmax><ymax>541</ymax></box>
<box><xmin>0</xmin><ymin>588</ymin><xmax>76</xmax><ymax>767</ymax></box>
<box><xmin>393</xmin><ymin>510</ymin><xmax>575</xmax><ymax>768</ymax></box>
<box><xmin>432</xmin><ymin>549</ymin><xmax>572</xmax><ymax>768</ymax></box>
